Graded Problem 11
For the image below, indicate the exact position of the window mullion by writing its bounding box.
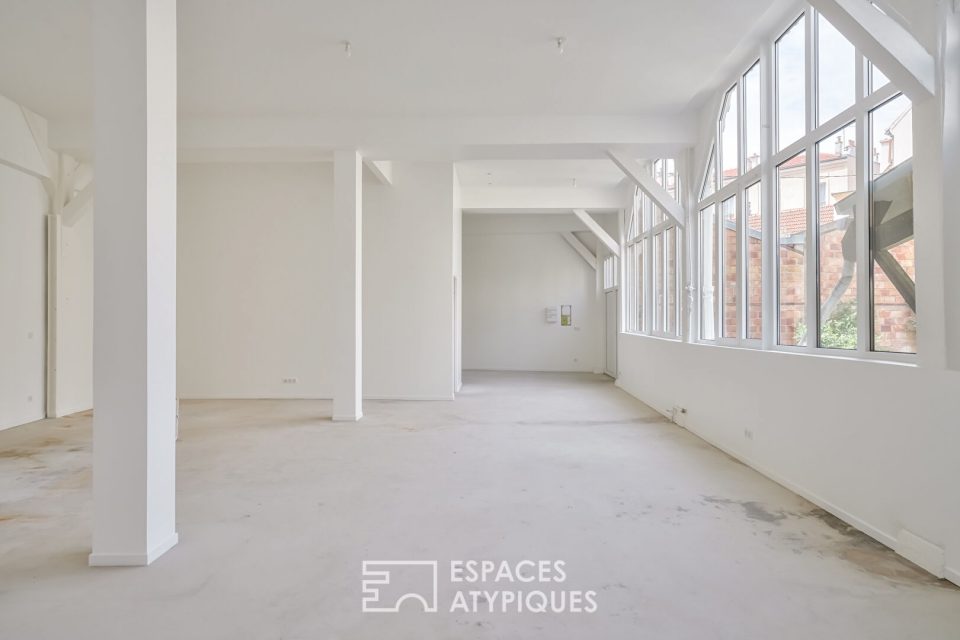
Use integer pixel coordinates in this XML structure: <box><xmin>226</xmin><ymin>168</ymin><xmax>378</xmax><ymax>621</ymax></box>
<box><xmin>855</xmin><ymin>55</ymin><xmax>870</xmax><ymax>355</ymax></box>
<box><xmin>760</xmin><ymin>40</ymin><xmax>776</xmax><ymax>349</ymax></box>
<box><xmin>804</xmin><ymin>10</ymin><xmax>817</xmax><ymax>351</ymax></box>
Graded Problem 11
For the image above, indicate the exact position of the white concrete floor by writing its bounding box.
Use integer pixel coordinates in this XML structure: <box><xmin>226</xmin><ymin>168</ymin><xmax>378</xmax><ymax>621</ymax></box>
<box><xmin>0</xmin><ymin>371</ymin><xmax>957</xmax><ymax>639</ymax></box>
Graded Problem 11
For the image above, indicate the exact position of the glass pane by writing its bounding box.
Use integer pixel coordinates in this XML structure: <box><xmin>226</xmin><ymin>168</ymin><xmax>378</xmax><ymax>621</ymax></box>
<box><xmin>666</xmin><ymin>227</ymin><xmax>678</xmax><ymax>336</ymax></box>
<box><xmin>817</xmin><ymin>123</ymin><xmax>858</xmax><ymax>349</ymax></box>
<box><xmin>641</xmin><ymin>191</ymin><xmax>651</xmax><ymax>232</ymax></box>
<box><xmin>636</xmin><ymin>243</ymin><xmax>644</xmax><ymax>333</ymax></box>
<box><xmin>654</xmin><ymin>233</ymin><xmax>664</xmax><ymax>331</ymax></box>
<box><xmin>652</xmin><ymin>203</ymin><xmax>665</xmax><ymax>227</ymax></box>
<box><xmin>777</xmin><ymin>16</ymin><xmax>806</xmax><ymax>150</ymax></box>
<box><xmin>654</xmin><ymin>159</ymin><xmax>664</xmax><ymax>188</ymax></box>
<box><xmin>700</xmin><ymin>205</ymin><xmax>718</xmax><ymax>340</ymax></box>
<box><xmin>870</xmin><ymin>62</ymin><xmax>890</xmax><ymax>93</ymax></box>
<box><xmin>627</xmin><ymin>188</ymin><xmax>640</xmax><ymax>240</ymax></box>
<box><xmin>817</xmin><ymin>14</ymin><xmax>856</xmax><ymax>125</ymax></box>
<box><xmin>701</xmin><ymin>146</ymin><xmax>717</xmax><ymax>200</ymax></box>
<box><xmin>745</xmin><ymin>182</ymin><xmax>763</xmax><ymax>340</ymax></box>
<box><xmin>665</xmin><ymin>158</ymin><xmax>678</xmax><ymax>201</ymax></box>
<box><xmin>778</xmin><ymin>151</ymin><xmax>807</xmax><ymax>346</ymax></box>
<box><xmin>870</xmin><ymin>94</ymin><xmax>915</xmax><ymax>353</ymax></box>
<box><xmin>720</xmin><ymin>86</ymin><xmax>739</xmax><ymax>187</ymax></box>
<box><xmin>721</xmin><ymin>196</ymin><xmax>738</xmax><ymax>339</ymax></box>
<box><xmin>743</xmin><ymin>62</ymin><xmax>761</xmax><ymax>172</ymax></box>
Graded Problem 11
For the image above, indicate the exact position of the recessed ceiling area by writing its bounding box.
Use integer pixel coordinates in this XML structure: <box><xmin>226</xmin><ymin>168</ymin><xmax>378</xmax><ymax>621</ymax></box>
<box><xmin>2</xmin><ymin>0</ymin><xmax>779</xmax><ymax>121</ymax></box>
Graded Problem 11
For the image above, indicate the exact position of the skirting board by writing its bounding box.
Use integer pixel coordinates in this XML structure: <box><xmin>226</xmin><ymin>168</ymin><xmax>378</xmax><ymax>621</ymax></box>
<box><xmin>89</xmin><ymin>532</ymin><xmax>179</xmax><ymax>567</ymax></box>
<box><xmin>614</xmin><ymin>379</ymin><xmax>959</xmax><ymax>586</ymax></box>
<box><xmin>363</xmin><ymin>395</ymin><xmax>454</xmax><ymax>401</ymax></box>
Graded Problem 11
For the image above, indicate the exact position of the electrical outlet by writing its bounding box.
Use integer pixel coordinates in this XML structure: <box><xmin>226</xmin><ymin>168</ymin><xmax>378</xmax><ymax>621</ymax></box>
<box><xmin>282</xmin><ymin>377</ymin><xmax>298</xmax><ymax>384</ymax></box>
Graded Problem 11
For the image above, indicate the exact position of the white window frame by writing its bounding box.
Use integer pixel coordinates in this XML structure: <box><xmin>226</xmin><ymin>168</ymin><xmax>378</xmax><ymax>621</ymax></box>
<box><xmin>692</xmin><ymin>6</ymin><xmax>914</xmax><ymax>363</ymax></box>
<box><xmin>624</xmin><ymin>159</ymin><xmax>683</xmax><ymax>340</ymax></box>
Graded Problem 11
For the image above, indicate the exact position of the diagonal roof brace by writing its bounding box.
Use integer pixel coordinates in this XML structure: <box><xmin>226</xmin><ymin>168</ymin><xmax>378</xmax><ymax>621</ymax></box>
<box><xmin>808</xmin><ymin>0</ymin><xmax>935</xmax><ymax>101</ymax></box>
<box><xmin>560</xmin><ymin>231</ymin><xmax>597</xmax><ymax>270</ymax></box>
<box><xmin>606</xmin><ymin>149</ymin><xmax>685</xmax><ymax>228</ymax></box>
<box><xmin>363</xmin><ymin>159</ymin><xmax>393</xmax><ymax>185</ymax></box>
<box><xmin>572</xmin><ymin>209</ymin><xmax>619</xmax><ymax>257</ymax></box>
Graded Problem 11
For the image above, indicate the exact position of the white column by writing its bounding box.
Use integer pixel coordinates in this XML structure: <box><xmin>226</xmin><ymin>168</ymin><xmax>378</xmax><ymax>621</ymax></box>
<box><xmin>943</xmin><ymin>3</ymin><xmax>960</xmax><ymax>371</ymax></box>
<box><xmin>333</xmin><ymin>150</ymin><xmax>363</xmax><ymax>420</ymax></box>
<box><xmin>90</xmin><ymin>0</ymin><xmax>178</xmax><ymax>566</ymax></box>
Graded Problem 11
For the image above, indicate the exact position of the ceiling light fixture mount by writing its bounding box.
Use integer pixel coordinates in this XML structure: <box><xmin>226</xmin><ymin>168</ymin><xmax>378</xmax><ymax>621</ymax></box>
<box><xmin>343</xmin><ymin>41</ymin><xmax>352</xmax><ymax>58</ymax></box>
<box><xmin>556</xmin><ymin>37</ymin><xmax>566</xmax><ymax>55</ymax></box>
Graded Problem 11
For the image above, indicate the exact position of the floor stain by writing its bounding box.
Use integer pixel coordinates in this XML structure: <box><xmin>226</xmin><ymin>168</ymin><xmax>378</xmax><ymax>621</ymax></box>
<box><xmin>0</xmin><ymin>449</ymin><xmax>35</xmax><ymax>460</ymax></box>
<box><xmin>701</xmin><ymin>496</ymin><xmax>787</xmax><ymax>524</ymax></box>
<box><xmin>800</xmin><ymin>508</ymin><xmax>957</xmax><ymax>589</ymax></box>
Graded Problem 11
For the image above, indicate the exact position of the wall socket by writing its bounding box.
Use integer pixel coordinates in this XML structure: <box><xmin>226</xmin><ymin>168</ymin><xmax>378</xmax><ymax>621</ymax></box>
<box><xmin>282</xmin><ymin>377</ymin><xmax>298</xmax><ymax>384</ymax></box>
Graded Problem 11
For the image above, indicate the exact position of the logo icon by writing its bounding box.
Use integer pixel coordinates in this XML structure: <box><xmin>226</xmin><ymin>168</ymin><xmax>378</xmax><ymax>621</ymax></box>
<box><xmin>361</xmin><ymin>561</ymin><xmax>439</xmax><ymax>613</ymax></box>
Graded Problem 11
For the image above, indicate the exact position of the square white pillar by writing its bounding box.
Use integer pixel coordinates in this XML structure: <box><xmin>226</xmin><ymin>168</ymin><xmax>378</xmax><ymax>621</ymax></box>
<box><xmin>332</xmin><ymin>150</ymin><xmax>363</xmax><ymax>421</ymax></box>
<box><xmin>89</xmin><ymin>0</ymin><xmax>178</xmax><ymax>566</ymax></box>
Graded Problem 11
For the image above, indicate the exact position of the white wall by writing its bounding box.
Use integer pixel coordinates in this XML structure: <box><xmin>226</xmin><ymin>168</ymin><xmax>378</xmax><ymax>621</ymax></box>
<box><xmin>56</xmin><ymin>208</ymin><xmax>94</xmax><ymax>415</ymax></box>
<box><xmin>462</xmin><ymin>214</ymin><xmax>602</xmax><ymax>372</ymax></box>
<box><xmin>0</xmin><ymin>162</ymin><xmax>47</xmax><ymax>430</ymax></box>
<box><xmin>0</xmin><ymin>93</ymin><xmax>95</xmax><ymax>428</ymax></box>
<box><xmin>177</xmin><ymin>162</ymin><xmax>334</xmax><ymax>399</ymax></box>
<box><xmin>617</xmin><ymin>336</ymin><xmax>960</xmax><ymax>583</ymax></box>
<box><xmin>177</xmin><ymin>160</ymin><xmax>459</xmax><ymax>402</ymax></box>
<box><xmin>363</xmin><ymin>162</ymin><xmax>456</xmax><ymax>400</ymax></box>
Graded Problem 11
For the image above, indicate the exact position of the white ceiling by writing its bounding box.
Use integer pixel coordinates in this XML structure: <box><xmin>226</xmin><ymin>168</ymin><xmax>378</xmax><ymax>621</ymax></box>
<box><xmin>1</xmin><ymin>0</ymin><xmax>779</xmax><ymax>121</ymax></box>
<box><xmin>456</xmin><ymin>159</ymin><xmax>625</xmax><ymax>189</ymax></box>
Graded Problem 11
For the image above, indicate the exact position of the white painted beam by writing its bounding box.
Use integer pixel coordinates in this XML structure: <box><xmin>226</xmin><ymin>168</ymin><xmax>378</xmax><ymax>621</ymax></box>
<box><xmin>363</xmin><ymin>159</ymin><xmax>393</xmax><ymax>185</ymax></box>
<box><xmin>51</xmin><ymin>114</ymin><xmax>697</xmax><ymax>162</ymax></box>
<box><xmin>0</xmin><ymin>94</ymin><xmax>52</xmax><ymax>183</ymax></box>
<box><xmin>560</xmin><ymin>231</ymin><xmax>597</xmax><ymax>270</ymax></box>
<box><xmin>573</xmin><ymin>209</ymin><xmax>620</xmax><ymax>257</ymax></box>
<box><xmin>460</xmin><ymin>186</ymin><xmax>625</xmax><ymax>212</ymax></box>
<box><xmin>606</xmin><ymin>149</ymin><xmax>685</xmax><ymax>227</ymax></box>
<box><xmin>808</xmin><ymin>0</ymin><xmax>935</xmax><ymax>100</ymax></box>
<box><xmin>61</xmin><ymin>181</ymin><xmax>95</xmax><ymax>227</ymax></box>
<box><xmin>333</xmin><ymin>150</ymin><xmax>363</xmax><ymax>421</ymax></box>
<box><xmin>89</xmin><ymin>0</ymin><xmax>178</xmax><ymax>567</ymax></box>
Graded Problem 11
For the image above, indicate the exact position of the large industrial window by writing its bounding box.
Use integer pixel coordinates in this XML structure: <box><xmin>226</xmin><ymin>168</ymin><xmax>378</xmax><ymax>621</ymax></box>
<box><xmin>624</xmin><ymin>158</ymin><xmax>682</xmax><ymax>339</ymax></box>
<box><xmin>694</xmin><ymin>5</ymin><xmax>915</xmax><ymax>359</ymax></box>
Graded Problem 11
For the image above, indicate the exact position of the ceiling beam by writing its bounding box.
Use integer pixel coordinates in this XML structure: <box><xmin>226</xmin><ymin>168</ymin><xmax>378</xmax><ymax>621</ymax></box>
<box><xmin>363</xmin><ymin>159</ymin><xmax>393</xmax><ymax>185</ymax></box>
<box><xmin>460</xmin><ymin>185</ymin><xmax>625</xmax><ymax>212</ymax></box>
<box><xmin>51</xmin><ymin>114</ymin><xmax>697</xmax><ymax>161</ymax></box>
<box><xmin>606</xmin><ymin>149</ymin><xmax>685</xmax><ymax>227</ymax></box>
<box><xmin>808</xmin><ymin>0</ymin><xmax>935</xmax><ymax>101</ymax></box>
<box><xmin>561</xmin><ymin>231</ymin><xmax>597</xmax><ymax>270</ymax></box>
<box><xmin>573</xmin><ymin>209</ymin><xmax>619</xmax><ymax>257</ymax></box>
